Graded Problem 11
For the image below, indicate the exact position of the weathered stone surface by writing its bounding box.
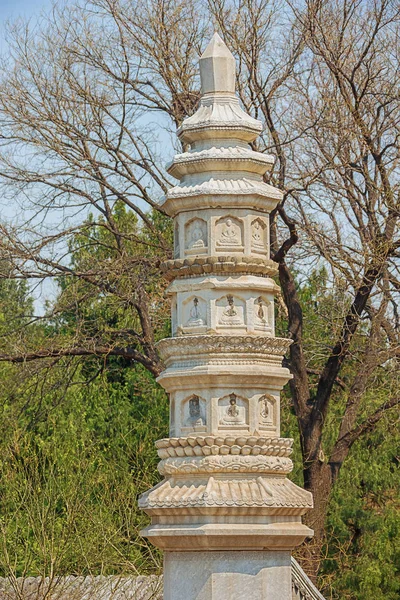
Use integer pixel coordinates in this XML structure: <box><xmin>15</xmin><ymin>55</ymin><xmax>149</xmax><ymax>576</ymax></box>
<box><xmin>164</xmin><ymin>551</ymin><xmax>291</xmax><ymax>600</ymax></box>
<box><xmin>198</xmin><ymin>32</ymin><xmax>236</xmax><ymax>95</ymax></box>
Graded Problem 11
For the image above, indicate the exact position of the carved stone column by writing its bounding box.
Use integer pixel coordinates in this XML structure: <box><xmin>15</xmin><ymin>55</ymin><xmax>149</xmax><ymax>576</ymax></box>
<box><xmin>139</xmin><ymin>32</ymin><xmax>313</xmax><ymax>600</ymax></box>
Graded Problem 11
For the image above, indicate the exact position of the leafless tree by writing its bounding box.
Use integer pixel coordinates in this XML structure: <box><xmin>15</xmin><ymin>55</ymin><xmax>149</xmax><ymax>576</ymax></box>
<box><xmin>0</xmin><ymin>0</ymin><xmax>399</xmax><ymax>580</ymax></box>
<box><xmin>0</xmin><ymin>0</ymin><xmax>207</xmax><ymax>377</ymax></box>
<box><xmin>211</xmin><ymin>0</ymin><xmax>400</xmax><ymax>576</ymax></box>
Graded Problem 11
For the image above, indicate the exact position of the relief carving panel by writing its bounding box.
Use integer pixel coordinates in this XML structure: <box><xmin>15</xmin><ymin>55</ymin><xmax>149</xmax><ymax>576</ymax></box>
<box><xmin>254</xmin><ymin>296</ymin><xmax>272</xmax><ymax>332</ymax></box>
<box><xmin>258</xmin><ymin>394</ymin><xmax>276</xmax><ymax>430</ymax></box>
<box><xmin>182</xmin><ymin>394</ymin><xmax>207</xmax><ymax>432</ymax></box>
<box><xmin>186</xmin><ymin>297</ymin><xmax>206</xmax><ymax>327</ymax></box>
<box><xmin>179</xmin><ymin>296</ymin><xmax>207</xmax><ymax>334</ymax></box>
<box><xmin>216</xmin><ymin>294</ymin><xmax>245</xmax><ymax>329</ymax></box>
<box><xmin>218</xmin><ymin>393</ymin><xmax>249</xmax><ymax>430</ymax></box>
<box><xmin>158</xmin><ymin>455</ymin><xmax>293</xmax><ymax>475</ymax></box>
<box><xmin>215</xmin><ymin>216</ymin><xmax>243</xmax><ymax>251</ymax></box>
<box><xmin>185</xmin><ymin>218</ymin><xmax>207</xmax><ymax>255</ymax></box>
<box><xmin>251</xmin><ymin>218</ymin><xmax>267</xmax><ymax>253</ymax></box>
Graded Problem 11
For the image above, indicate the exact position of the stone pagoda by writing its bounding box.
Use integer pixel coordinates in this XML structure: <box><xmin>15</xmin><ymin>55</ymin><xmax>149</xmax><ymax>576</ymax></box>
<box><xmin>139</xmin><ymin>33</ymin><xmax>313</xmax><ymax>600</ymax></box>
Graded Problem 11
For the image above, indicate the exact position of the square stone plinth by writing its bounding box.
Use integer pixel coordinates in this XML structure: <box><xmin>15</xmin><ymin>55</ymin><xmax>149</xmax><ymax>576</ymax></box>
<box><xmin>163</xmin><ymin>550</ymin><xmax>292</xmax><ymax>600</ymax></box>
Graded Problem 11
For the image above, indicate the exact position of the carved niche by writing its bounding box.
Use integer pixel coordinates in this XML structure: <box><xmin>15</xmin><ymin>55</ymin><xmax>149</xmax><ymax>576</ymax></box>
<box><xmin>174</xmin><ymin>221</ymin><xmax>180</xmax><ymax>258</ymax></box>
<box><xmin>215</xmin><ymin>216</ymin><xmax>244</xmax><ymax>251</ymax></box>
<box><xmin>253</xmin><ymin>296</ymin><xmax>272</xmax><ymax>332</ymax></box>
<box><xmin>218</xmin><ymin>392</ymin><xmax>249</xmax><ymax>430</ymax></box>
<box><xmin>258</xmin><ymin>394</ymin><xmax>276</xmax><ymax>430</ymax></box>
<box><xmin>180</xmin><ymin>295</ymin><xmax>207</xmax><ymax>333</ymax></box>
<box><xmin>251</xmin><ymin>218</ymin><xmax>267</xmax><ymax>254</ymax></box>
<box><xmin>216</xmin><ymin>294</ymin><xmax>245</xmax><ymax>329</ymax></box>
<box><xmin>185</xmin><ymin>217</ymin><xmax>207</xmax><ymax>255</ymax></box>
<box><xmin>182</xmin><ymin>394</ymin><xmax>207</xmax><ymax>432</ymax></box>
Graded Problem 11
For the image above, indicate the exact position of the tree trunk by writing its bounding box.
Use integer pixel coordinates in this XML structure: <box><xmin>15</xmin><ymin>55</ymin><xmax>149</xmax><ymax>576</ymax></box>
<box><xmin>297</xmin><ymin>461</ymin><xmax>334</xmax><ymax>582</ymax></box>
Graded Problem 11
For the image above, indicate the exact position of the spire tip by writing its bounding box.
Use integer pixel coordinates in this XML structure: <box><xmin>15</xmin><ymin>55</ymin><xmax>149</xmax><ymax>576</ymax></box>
<box><xmin>199</xmin><ymin>33</ymin><xmax>236</xmax><ymax>95</ymax></box>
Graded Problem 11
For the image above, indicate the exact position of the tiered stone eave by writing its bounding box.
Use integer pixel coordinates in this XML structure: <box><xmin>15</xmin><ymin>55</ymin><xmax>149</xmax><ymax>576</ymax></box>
<box><xmin>139</xmin><ymin>478</ymin><xmax>313</xmax><ymax>513</ymax></box>
<box><xmin>155</xmin><ymin>367</ymin><xmax>292</xmax><ymax>401</ymax></box>
<box><xmin>177</xmin><ymin>95</ymin><xmax>263</xmax><ymax>144</ymax></box>
<box><xmin>167</xmin><ymin>146</ymin><xmax>275</xmax><ymax>178</ymax></box>
<box><xmin>161</xmin><ymin>179</ymin><xmax>282</xmax><ymax>216</ymax></box>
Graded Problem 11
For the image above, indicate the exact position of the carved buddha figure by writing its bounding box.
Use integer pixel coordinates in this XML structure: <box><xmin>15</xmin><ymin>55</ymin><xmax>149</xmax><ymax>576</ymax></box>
<box><xmin>256</xmin><ymin>296</ymin><xmax>267</xmax><ymax>322</ymax></box>
<box><xmin>259</xmin><ymin>395</ymin><xmax>273</xmax><ymax>425</ymax></box>
<box><xmin>219</xmin><ymin>393</ymin><xmax>246</xmax><ymax>426</ymax></box>
<box><xmin>216</xmin><ymin>218</ymin><xmax>240</xmax><ymax>247</ymax></box>
<box><xmin>187</xmin><ymin>297</ymin><xmax>205</xmax><ymax>327</ymax></box>
<box><xmin>188</xmin><ymin>220</ymin><xmax>206</xmax><ymax>249</ymax></box>
<box><xmin>254</xmin><ymin>296</ymin><xmax>272</xmax><ymax>332</ymax></box>
<box><xmin>185</xmin><ymin>395</ymin><xmax>205</xmax><ymax>427</ymax></box>
<box><xmin>252</xmin><ymin>220</ymin><xmax>265</xmax><ymax>250</ymax></box>
<box><xmin>224</xmin><ymin>295</ymin><xmax>237</xmax><ymax>317</ymax></box>
<box><xmin>220</xmin><ymin>295</ymin><xmax>243</xmax><ymax>325</ymax></box>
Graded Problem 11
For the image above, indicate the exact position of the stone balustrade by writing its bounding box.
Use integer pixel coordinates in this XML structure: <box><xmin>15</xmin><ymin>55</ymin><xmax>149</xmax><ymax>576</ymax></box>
<box><xmin>0</xmin><ymin>560</ymin><xmax>326</xmax><ymax>599</ymax></box>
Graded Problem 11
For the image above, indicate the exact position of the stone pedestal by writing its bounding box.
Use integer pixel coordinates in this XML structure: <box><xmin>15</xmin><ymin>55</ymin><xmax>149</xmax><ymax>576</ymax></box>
<box><xmin>139</xmin><ymin>32</ymin><xmax>313</xmax><ymax>600</ymax></box>
<box><xmin>164</xmin><ymin>551</ymin><xmax>292</xmax><ymax>600</ymax></box>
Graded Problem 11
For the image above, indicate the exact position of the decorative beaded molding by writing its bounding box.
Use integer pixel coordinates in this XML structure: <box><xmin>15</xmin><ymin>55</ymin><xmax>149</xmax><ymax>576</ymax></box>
<box><xmin>157</xmin><ymin>445</ymin><xmax>292</xmax><ymax>459</ymax></box>
<box><xmin>167</xmin><ymin>358</ymin><xmax>285</xmax><ymax>369</ymax></box>
<box><xmin>156</xmin><ymin>435</ymin><xmax>293</xmax><ymax>459</ymax></box>
<box><xmin>156</xmin><ymin>435</ymin><xmax>293</xmax><ymax>449</ymax></box>
<box><xmin>161</xmin><ymin>256</ymin><xmax>278</xmax><ymax>280</ymax></box>
<box><xmin>158</xmin><ymin>455</ymin><xmax>293</xmax><ymax>475</ymax></box>
<box><xmin>156</xmin><ymin>335</ymin><xmax>292</xmax><ymax>363</ymax></box>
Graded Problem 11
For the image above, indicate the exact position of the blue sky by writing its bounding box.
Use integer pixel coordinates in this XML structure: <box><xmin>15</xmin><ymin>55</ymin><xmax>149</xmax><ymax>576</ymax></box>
<box><xmin>0</xmin><ymin>0</ymin><xmax>174</xmax><ymax>313</ymax></box>
<box><xmin>0</xmin><ymin>0</ymin><xmax>51</xmax><ymax>21</ymax></box>
<box><xmin>0</xmin><ymin>0</ymin><xmax>52</xmax><ymax>50</ymax></box>
<box><xmin>0</xmin><ymin>0</ymin><xmax>64</xmax><ymax>312</ymax></box>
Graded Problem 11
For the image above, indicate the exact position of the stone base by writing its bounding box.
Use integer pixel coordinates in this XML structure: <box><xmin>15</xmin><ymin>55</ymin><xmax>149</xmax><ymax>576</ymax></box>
<box><xmin>163</xmin><ymin>550</ymin><xmax>292</xmax><ymax>600</ymax></box>
<box><xmin>141</xmin><ymin>521</ymin><xmax>313</xmax><ymax>551</ymax></box>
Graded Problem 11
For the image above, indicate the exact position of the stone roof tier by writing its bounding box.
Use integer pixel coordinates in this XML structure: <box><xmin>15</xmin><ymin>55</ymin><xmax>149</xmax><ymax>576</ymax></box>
<box><xmin>177</xmin><ymin>33</ymin><xmax>263</xmax><ymax>145</ymax></box>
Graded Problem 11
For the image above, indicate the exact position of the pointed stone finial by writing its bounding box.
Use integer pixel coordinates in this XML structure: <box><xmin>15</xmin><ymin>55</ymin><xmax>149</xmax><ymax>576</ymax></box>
<box><xmin>199</xmin><ymin>32</ymin><xmax>236</xmax><ymax>95</ymax></box>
